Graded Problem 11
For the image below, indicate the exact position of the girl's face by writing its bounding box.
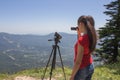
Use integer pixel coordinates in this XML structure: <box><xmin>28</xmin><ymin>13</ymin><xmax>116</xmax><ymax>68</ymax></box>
<box><xmin>77</xmin><ymin>22</ymin><xmax>84</xmax><ymax>35</ymax></box>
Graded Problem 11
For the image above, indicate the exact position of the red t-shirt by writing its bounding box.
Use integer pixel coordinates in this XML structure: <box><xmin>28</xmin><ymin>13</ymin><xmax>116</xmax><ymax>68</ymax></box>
<box><xmin>74</xmin><ymin>34</ymin><xmax>93</xmax><ymax>69</ymax></box>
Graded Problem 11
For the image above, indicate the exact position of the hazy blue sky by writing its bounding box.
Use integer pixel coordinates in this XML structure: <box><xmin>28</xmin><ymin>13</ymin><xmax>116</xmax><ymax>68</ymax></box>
<box><xmin>0</xmin><ymin>0</ymin><xmax>113</xmax><ymax>35</ymax></box>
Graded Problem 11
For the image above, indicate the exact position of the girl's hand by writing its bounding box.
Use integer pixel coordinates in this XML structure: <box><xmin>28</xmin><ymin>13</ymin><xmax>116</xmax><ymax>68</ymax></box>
<box><xmin>70</xmin><ymin>76</ymin><xmax>74</xmax><ymax>80</ymax></box>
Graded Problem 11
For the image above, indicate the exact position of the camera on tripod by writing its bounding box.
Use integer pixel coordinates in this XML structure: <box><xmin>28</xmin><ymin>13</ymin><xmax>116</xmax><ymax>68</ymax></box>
<box><xmin>48</xmin><ymin>32</ymin><xmax>62</xmax><ymax>44</ymax></box>
<box><xmin>42</xmin><ymin>32</ymin><xmax>66</xmax><ymax>80</ymax></box>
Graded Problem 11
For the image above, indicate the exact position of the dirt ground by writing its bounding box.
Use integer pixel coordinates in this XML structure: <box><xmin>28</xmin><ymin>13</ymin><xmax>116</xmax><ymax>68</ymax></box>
<box><xmin>14</xmin><ymin>76</ymin><xmax>56</xmax><ymax>80</ymax></box>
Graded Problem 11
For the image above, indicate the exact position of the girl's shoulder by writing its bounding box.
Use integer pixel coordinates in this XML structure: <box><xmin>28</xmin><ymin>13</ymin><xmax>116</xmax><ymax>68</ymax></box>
<box><xmin>79</xmin><ymin>34</ymin><xmax>88</xmax><ymax>41</ymax></box>
<box><xmin>78</xmin><ymin>34</ymin><xmax>89</xmax><ymax>45</ymax></box>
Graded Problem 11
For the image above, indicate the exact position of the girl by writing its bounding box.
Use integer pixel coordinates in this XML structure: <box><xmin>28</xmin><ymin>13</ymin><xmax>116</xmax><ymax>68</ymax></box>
<box><xmin>70</xmin><ymin>15</ymin><xmax>97</xmax><ymax>80</ymax></box>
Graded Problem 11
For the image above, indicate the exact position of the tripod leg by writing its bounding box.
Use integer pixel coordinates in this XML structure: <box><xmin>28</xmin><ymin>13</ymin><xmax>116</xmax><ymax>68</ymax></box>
<box><xmin>49</xmin><ymin>45</ymin><xmax>56</xmax><ymax>80</ymax></box>
<box><xmin>57</xmin><ymin>46</ymin><xmax>66</xmax><ymax>80</ymax></box>
<box><xmin>42</xmin><ymin>47</ymin><xmax>54</xmax><ymax>80</ymax></box>
<box><xmin>49</xmin><ymin>64</ymin><xmax>54</xmax><ymax>80</ymax></box>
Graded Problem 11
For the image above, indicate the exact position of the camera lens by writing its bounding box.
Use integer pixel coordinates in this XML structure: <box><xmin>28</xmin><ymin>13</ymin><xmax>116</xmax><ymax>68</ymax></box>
<box><xmin>71</xmin><ymin>27</ymin><xmax>78</xmax><ymax>31</ymax></box>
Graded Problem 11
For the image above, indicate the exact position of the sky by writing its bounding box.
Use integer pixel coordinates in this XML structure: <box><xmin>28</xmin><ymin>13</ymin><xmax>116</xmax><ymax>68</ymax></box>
<box><xmin>0</xmin><ymin>0</ymin><xmax>114</xmax><ymax>35</ymax></box>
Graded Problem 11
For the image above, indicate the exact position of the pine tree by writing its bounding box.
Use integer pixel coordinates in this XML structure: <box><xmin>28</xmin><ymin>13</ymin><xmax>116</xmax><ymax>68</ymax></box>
<box><xmin>98</xmin><ymin>0</ymin><xmax>120</xmax><ymax>63</ymax></box>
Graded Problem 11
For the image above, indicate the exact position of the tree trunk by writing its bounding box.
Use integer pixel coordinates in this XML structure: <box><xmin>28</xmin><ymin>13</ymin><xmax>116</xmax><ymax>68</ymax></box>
<box><xmin>112</xmin><ymin>45</ymin><xmax>118</xmax><ymax>62</ymax></box>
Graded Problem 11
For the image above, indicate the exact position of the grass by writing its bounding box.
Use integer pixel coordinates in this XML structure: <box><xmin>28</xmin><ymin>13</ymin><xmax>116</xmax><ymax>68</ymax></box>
<box><xmin>92</xmin><ymin>62</ymin><xmax>120</xmax><ymax>80</ymax></box>
<box><xmin>0</xmin><ymin>67</ymin><xmax>72</xmax><ymax>80</ymax></box>
<box><xmin>0</xmin><ymin>62</ymin><xmax>120</xmax><ymax>80</ymax></box>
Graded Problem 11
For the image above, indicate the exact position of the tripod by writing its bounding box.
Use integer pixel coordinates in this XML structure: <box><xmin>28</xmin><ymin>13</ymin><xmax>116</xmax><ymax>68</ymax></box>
<box><xmin>42</xmin><ymin>41</ymin><xmax>66</xmax><ymax>80</ymax></box>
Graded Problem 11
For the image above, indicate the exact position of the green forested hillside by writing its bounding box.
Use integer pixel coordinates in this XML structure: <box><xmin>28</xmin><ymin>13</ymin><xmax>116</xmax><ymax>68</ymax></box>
<box><xmin>0</xmin><ymin>32</ymin><xmax>75</xmax><ymax>73</ymax></box>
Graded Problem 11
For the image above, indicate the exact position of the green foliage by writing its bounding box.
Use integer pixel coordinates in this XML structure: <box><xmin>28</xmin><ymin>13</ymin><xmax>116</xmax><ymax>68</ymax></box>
<box><xmin>98</xmin><ymin>0</ymin><xmax>120</xmax><ymax>63</ymax></box>
<box><xmin>0</xmin><ymin>74</ymin><xmax>9</xmax><ymax>80</ymax></box>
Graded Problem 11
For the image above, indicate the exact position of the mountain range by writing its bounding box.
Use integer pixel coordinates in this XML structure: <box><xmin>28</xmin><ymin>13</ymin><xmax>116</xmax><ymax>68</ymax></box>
<box><xmin>0</xmin><ymin>32</ymin><xmax>77</xmax><ymax>73</ymax></box>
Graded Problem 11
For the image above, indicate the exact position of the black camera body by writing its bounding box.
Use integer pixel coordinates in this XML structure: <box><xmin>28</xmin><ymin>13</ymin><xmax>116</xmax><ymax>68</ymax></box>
<box><xmin>48</xmin><ymin>32</ymin><xmax>62</xmax><ymax>44</ymax></box>
<box><xmin>54</xmin><ymin>32</ymin><xmax>62</xmax><ymax>44</ymax></box>
<box><xmin>71</xmin><ymin>27</ymin><xmax>78</xmax><ymax>31</ymax></box>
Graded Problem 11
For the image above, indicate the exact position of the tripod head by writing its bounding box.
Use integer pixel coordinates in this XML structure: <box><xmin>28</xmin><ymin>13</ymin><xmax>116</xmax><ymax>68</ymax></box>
<box><xmin>48</xmin><ymin>32</ymin><xmax>62</xmax><ymax>45</ymax></box>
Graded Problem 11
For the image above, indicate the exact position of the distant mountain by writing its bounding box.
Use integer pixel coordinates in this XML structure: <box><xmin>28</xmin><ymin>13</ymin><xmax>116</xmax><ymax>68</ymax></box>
<box><xmin>0</xmin><ymin>32</ymin><xmax>77</xmax><ymax>73</ymax></box>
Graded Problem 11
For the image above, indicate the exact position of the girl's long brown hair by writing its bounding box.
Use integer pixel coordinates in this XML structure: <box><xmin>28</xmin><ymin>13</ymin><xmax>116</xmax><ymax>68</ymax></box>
<box><xmin>78</xmin><ymin>15</ymin><xmax>97</xmax><ymax>53</ymax></box>
<box><xmin>87</xmin><ymin>15</ymin><xmax>97</xmax><ymax>53</ymax></box>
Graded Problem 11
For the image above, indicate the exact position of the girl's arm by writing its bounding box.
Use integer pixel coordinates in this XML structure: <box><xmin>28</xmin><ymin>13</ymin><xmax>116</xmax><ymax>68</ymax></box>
<box><xmin>70</xmin><ymin>44</ymin><xmax>84</xmax><ymax>80</ymax></box>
